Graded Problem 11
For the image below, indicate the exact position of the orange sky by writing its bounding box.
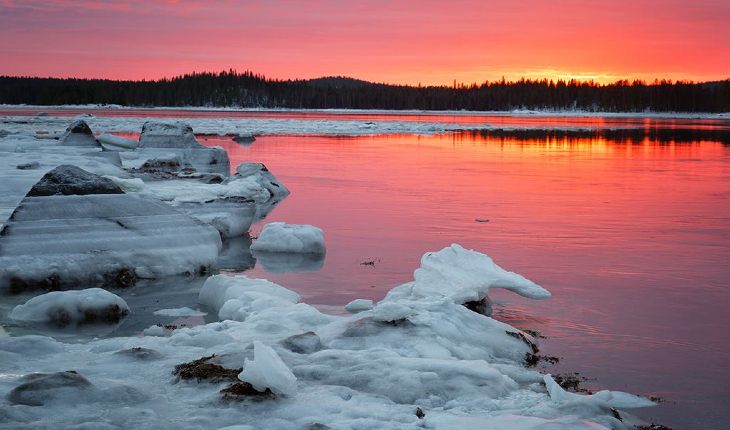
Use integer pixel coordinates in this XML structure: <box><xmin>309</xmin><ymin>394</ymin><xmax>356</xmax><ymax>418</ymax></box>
<box><xmin>1</xmin><ymin>0</ymin><xmax>728</xmax><ymax>85</ymax></box>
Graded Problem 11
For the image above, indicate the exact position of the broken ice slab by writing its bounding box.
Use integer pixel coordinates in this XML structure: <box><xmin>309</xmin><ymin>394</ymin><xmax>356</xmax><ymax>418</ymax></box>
<box><xmin>0</xmin><ymin>165</ymin><xmax>222</xmax><ymax>293</ymax></box>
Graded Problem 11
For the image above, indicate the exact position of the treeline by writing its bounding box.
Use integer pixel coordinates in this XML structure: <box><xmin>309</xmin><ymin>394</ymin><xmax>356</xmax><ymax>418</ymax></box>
<box><xmin>1</xmin><ymin>70</ymin><xmax>729</xmax><ymax>112</ymax></box>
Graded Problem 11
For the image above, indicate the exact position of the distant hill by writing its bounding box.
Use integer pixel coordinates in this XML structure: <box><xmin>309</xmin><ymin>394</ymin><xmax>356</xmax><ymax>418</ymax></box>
<box><xmin>0</xmin><ymin>70</ymin><xmax>728</xmax><ymax>112</ymax></box>
<box><xmin>307</xmin><ymin>76</ymin><xmax>375</xmax><ymax>89</ymax></box>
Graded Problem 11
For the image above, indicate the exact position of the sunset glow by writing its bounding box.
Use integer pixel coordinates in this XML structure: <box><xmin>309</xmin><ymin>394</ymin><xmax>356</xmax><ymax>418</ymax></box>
<box><xmin>1</xmin><ymin>0</ymin><xmax>729</xmax><ymax>84</ymax></box>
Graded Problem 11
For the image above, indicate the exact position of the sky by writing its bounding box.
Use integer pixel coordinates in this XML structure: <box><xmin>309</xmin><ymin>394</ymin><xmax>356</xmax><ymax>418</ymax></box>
<box><xmin>0</xmin><ymin>0</ymin><xmax>729</xmax><ymax>85</ymax></box>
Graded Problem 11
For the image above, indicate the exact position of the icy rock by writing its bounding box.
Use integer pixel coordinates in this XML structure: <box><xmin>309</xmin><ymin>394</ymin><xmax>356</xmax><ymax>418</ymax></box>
<box><xmin>59</xmin><ymin>120</ymin><xmax>99</xmax><ymax>147</ymax></box>
<box><xmin>98</xmin><ymin>133</ymin><xmax>139</xmax><ymax>151</ymax></box>
<box><xmin>238</xmin><ymin>341</ymin><xmax>297</xmax><ymax>397</ymax></box>
<box><xmin>233</xmin><ymin>162</ymin><xmax>290</xmax><ymax>201</ymax></box>
<box><xmin>0</xmin><ymin>166</ymin><xmax>222</xmax><ymax>292</ymax></box>
<box><xmin>6</xmin><ymin>371</ymin><xmax>93</xmax><ymax>406</ymax></box>
<box><xmin>250</xmin><ymin>222</ymin><xmax>325</xmax><ymax>254</ymax></box>
<box><xmin>281</xmin><ymin>331</ymin><xmax>322</xmax><ymax>354</ymax></box>
<box><xmin>10</xmin><ymin>288</ymin><xmax>130</xmax><ymax>326</ymax></box>
<box><xmin>137</xmin><ymin>121</ymin><xmax>230</xmax><ymax>176</ymax></box>
<box><xmin>113</xmin><ymin>347</ymin><xmax>163</xmax><ymax>361</ymax></box>
<box><xmin>345</xmin><ymin>299</ymin><xmax>374</xmax><ymax>314</ymax></box>
<box><xmin>25</xmin><ymin>164</ymin><xmax>124</xmax><ymax>197</ymax></box>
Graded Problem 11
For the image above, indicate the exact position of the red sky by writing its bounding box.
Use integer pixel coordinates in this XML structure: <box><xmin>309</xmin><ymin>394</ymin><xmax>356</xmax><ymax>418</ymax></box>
<box><xmin>1</xmin><ymin>0</ymin><xmax>728</xmax><ymax>85</ymax></box>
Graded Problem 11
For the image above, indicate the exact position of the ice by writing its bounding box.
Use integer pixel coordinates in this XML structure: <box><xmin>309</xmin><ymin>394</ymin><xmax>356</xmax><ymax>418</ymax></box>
<box><xmin>384</xmin><ymin>244</ymin><xmax>551</xmax><ymax>306</ymax></box>
<box><xmin>251</xmin><ymin>222</ymin><xmax>325</xmax><ymax>254</ymax></box>
<box><xmin>544</xmin><ymin>374</ymin><xmax>656</xmax><ymax>409</ymax></box>
<box><xmin>98</xmin><ymin>133</ymin><xmax>139</xmax><ymax>151</ymax></box>
<box><xmin>344</xmin><ymin>299</ymin><xmax>374</xmax><ymax>313</ymax></box>
<box><xmin>153</xmin><ymin>307</ymin><xmax>207</xmax><ymax>317</ymax></box>
<box><xmin>9</xmin><ymin>288</ymin><xmax>130</xmax><ymax>325</ymax></box>
<box><xmin>0</xmin><ymin>165</ymin><xmax>222</xmax><ymax>291</ymax></box>
<box><xmin>0</xmin><ymin>245</ymin><xmax>654</xmax><ymax>429</ymax></box>
<box><xmin>238</xmin><ymin>340</ymin><xmax>298</xmax><ymax>397</ymax></box>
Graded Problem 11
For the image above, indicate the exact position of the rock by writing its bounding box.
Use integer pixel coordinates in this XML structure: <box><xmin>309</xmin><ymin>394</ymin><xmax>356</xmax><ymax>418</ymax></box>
<box><xmin>281</xmin><ymin>331</ymin><xmax>322</xmax><ymax>354</ymax></box>
<box><xmin>25</xmin><ymin>165</ymin><xmax>124</xmax><ymax>197</ymax></box>
<box><xmin>16</xmin><ymin>161</ymin><xmax>40</xmax><ymax>170</ymax></box>
<box><xmin>232</xmin><ymin>134</ymin><xmax>256</xmax><ymax>144</ymax></box>
<box><xmin>7</xmin><ymin>371</ymin><xmax>94</xmax><ymax>406</ymax></box>
<box><xmin>173</xmin><ymin>354</ymin><xmax>241</xmax><ymax>382</ymax></box>
<box><xmin>114</xmin><ymin>347</ymin><xmax>162</xmax><ymax>361</ymax></box>
<box><xmin>59</xmin><ymin>120</ymin><xmax>99</xmax><ymax>147</ymax></box>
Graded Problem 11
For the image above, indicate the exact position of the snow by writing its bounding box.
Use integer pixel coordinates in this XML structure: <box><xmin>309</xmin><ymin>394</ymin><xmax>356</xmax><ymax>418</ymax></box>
<box><xmin>251</xmin><ymin>222</ymin><xmax>325</xmax><ymax>254</ymax></box>
<box><xmin>9</xmin><ymin>288</ymin><xmax>129</xmax><ymax>325</ymax></box>
<box><xmin>238</xmin><ymin>340</ymin><xmax>298</xmax><ymax>397</ymax></box>
<box><xmin>344</xmin><ymin>299</ymin><xmax>374</xmax><ymax>313</ymax></box>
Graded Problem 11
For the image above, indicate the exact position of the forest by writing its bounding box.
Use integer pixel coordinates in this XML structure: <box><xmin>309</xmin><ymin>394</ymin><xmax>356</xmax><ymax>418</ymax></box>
<box><xmin>1</xmin><ymin>70</ymin><xmax>728</xmax><ymax>112</ymax></box>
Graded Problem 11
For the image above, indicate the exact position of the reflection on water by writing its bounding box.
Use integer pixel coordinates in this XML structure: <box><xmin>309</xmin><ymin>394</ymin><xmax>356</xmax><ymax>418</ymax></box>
<box><xmin>203</xmin><ymin>129</ymin><xmax>730</xmax><ymax>430</ymax></box>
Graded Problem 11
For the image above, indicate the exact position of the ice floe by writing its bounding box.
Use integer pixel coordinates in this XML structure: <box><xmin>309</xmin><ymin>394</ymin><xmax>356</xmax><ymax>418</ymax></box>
<box><xmin>251</xmin><ymin>222</ymin><xmax>325</xmax><ymax>254</ymax></box>
<box><xmin>238</xmin><ymin>341</ymin><xmax>298</xmax><ymax>397</ymax></box>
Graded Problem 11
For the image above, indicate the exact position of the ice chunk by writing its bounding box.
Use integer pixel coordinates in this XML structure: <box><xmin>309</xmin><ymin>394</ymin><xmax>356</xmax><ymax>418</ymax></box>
<box><xmin>10</xmin><ymin>288</ymin><xmax>129</xmax><ymax>326</ymax></box>
<box><xmin>0</xmin><ymin>166</ymin><xmax>222</xmax><ymax>292</ymax></box>
<box><xmin>384</xmin><ymin>244</ymin><xmax>550</xmax><ymax>305</ymax></box>
<box><xmin>98</xmin><ymin>133</ymin><xmax>139</xmax><ymax>151</ymax></box>
<box><xmin>544</xmin><ymin>374</ymin><xmax>656</xmax><ymax>409</ymax></box>
<box><xmin>250</xmin><ymin>222</ymin><xmax>325</xmax><ymax>254</ymax></box>
<box><xmin>58</xmin><ymin>120</ymin><xmax>100</xmax><ymax>147</ymax></box>
<box><xmin>238</xmin><ymin>341</ymin><xmax>297</xmax><ymax>397</ymax></box>
<box><xmin>136</xmin><ymin>121</ymin><xmax>230</xmax><ymax>176</ymax></box>
<box><xmin>198</xmin><ymin>274</ymin><xmax>300</xmax><ymax>321</ymax></box>
<box><xmin>233</xmin><ymin>162</ymin><xmax>290</xmax><ymax>201</ymax></box>
<box><xmin>345</xmin><ymin>299</ymin><xmax>374</xmax><ymax>313</ymax></box>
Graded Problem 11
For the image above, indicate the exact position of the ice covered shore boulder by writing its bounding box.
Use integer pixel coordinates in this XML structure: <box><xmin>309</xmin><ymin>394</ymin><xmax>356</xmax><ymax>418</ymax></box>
<box><xmin>250</xmin><ymin>222</ymin><xmax>325</xmax><ymax>254</ymax></box>
<box><xmin>133</xmin><ymin>121</ymin><xmax>230</xmax><ymax>176</ymax></box>
<box><xmin>0</xmin><ymin>165</ymin><xmax>222</xmax><ymax>292</ymax></box>
<box><xmin>10</xmin><ymin>288</ymin><xmax>129</xmax><ymax>326</ymax></box>
<box><xmin>58</xmin><ymin>120</ymin><xmax>99</xmax><ymax>147</ymax></box>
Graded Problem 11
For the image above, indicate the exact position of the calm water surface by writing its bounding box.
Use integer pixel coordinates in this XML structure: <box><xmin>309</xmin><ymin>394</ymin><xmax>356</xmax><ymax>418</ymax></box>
<box><xmin>200</xmin><ymin>130</ymin><xmax>730</xmax><ymax>429</ymax></box>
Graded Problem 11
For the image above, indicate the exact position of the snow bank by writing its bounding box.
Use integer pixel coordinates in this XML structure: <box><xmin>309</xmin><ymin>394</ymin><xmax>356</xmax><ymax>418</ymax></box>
<box><xmin>251</xmin><ymin>222</ymin><xmax>325</xmax><ymax>254</ymax></box>
<box><xmin>10</xmin><ymin>288</ymin><xmax>129</xmax><ymax>326</ymax></box>
<box><xmin>238</xmin><ymin>341</ymin><xmax>297</xmax><ymax>397</ymax></box>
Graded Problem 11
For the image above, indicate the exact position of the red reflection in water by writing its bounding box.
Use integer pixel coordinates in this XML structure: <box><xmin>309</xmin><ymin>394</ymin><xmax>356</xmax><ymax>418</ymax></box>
<box><xmin>200</xmin><ymin>132</ymin><xmax>730</xmax><ymax>429</ymax></box>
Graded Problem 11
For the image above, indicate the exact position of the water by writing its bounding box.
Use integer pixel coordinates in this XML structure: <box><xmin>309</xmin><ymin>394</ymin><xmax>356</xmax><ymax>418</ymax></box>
<box><xmin>3</xmin><ymin>108</ymin><xmax>730</xmax><ymax>428</ymax></box>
